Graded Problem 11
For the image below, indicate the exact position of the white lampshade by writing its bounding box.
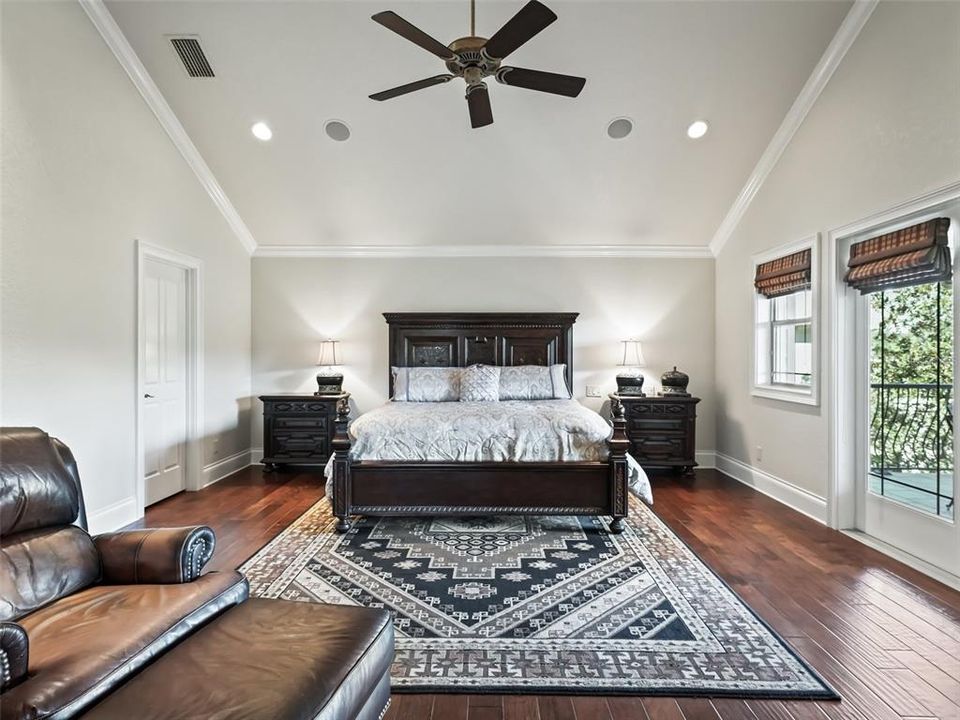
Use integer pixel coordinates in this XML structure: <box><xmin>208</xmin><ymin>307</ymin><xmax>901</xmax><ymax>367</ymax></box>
<box><xmin>316</xmin><ymin>339</ymin><xmax>341</xmax><ymax>368</ymax></box>
<box><xmin>618</xmin><ymin>339</ymin><xmax>646</xmax><ymax>368</ymax></box>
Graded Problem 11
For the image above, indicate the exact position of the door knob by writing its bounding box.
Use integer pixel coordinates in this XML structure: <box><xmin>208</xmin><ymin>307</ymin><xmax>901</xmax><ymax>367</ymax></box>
<box><xmin>144</xmin><ymin>393</ymin><xmax>155</xmax><ymax>399</ymax></box>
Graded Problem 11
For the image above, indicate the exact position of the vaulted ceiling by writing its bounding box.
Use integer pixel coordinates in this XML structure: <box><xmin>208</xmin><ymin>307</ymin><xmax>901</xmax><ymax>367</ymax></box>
<box><xmin>106</xmin><ymin>0</ymin><xmax>852</xmax><ymax>251</ymax></box>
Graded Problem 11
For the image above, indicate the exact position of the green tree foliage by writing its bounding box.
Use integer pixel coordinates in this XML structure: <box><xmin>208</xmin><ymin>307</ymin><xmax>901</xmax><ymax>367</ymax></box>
<box><xmin>870</xmin><ymin>281</ymin><xmax>954</xmax><ymax>473</ymax></box>
<box><xmin>871</xmin><ymin>282</ymin><xmax>953</xmax><ymax>385</ymax></box>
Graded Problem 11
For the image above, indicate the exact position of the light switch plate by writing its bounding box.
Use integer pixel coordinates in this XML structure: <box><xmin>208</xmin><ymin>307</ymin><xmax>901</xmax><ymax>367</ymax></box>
<box><xmin>585</xmin><ymin>385</ymin><xmax>602</xmax><ymax>398</ymax></box>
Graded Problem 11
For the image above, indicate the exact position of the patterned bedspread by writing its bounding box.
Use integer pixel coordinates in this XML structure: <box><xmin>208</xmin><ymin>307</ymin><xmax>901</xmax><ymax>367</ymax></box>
<box><xmin>323</xmin><ymin>400</ymin><xmax>652</xmax><ymax>504</ymax></box>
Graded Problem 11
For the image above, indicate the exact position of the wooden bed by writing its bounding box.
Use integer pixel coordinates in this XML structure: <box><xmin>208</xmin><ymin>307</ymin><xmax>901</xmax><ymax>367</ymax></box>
<box><xmin>330</xmin><ymin>312</ymin><xmax>630</xmax><ymax>534</ymax></box>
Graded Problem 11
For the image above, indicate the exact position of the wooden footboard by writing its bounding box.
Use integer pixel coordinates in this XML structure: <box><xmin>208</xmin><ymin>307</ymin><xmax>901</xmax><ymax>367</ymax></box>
<box><xmin>331</xmin><ymin>394</ymin><xmax>631</xmax><ymax>534</ymax></box>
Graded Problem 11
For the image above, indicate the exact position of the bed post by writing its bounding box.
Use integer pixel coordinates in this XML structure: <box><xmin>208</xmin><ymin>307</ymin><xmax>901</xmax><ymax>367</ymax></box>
<box><xmin>332</xmin><ymin>394</ymin><xmax>352</xmax><ymax>533</ymax></box>
<box><xmin>607</xmin><ymin>395</ymin><xmax>630</xmax><ymax>534</ymax></box>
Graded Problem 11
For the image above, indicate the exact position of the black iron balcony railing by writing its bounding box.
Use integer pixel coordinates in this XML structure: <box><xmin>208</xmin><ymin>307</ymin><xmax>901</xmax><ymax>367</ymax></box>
<box><xmin>870</xmin><ymin>382</ymin><xmax>955</xmax><ymax>516</ymax></box>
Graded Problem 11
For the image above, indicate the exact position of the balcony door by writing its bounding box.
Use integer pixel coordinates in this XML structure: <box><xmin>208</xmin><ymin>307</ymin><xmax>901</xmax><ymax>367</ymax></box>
<box><xmin>860</xmin><ymin>278</ymin><xmax>958</xmax><ymax>575</ymax></box>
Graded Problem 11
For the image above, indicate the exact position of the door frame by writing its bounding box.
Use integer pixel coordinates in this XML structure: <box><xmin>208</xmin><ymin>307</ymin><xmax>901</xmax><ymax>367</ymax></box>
<box><xmin>828</xmin><ymin>181</ymin><xmax>960</xmax><ymax>576</ymax></box>
<box><xmin>135</xmin><ymin>240</ymin><xmax>204</xmax><ymax>516</ymax></box>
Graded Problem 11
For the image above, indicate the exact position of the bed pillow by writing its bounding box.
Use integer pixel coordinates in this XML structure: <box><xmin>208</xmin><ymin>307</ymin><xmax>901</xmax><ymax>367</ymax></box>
<box><xmin>460</xmin><ymin>364</ymin><xmax>501</xmax><ymax>402</ymax></box>
<box><xmin>498</xmin><ymin>364</ymin><xmax>571</xmax><ymax>400</ymax></box>
<box><xmin>392</xmin><ymin>367</ymin><xmax>461</xmax><ymax>402</ymax></box>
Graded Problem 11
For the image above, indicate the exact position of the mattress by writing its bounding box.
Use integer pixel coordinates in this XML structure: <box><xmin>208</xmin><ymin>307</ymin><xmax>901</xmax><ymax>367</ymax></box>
<box><xmin>324</xmin><ymin>400</ymin><xmax>653</xmax><ymax>504</ymax></box>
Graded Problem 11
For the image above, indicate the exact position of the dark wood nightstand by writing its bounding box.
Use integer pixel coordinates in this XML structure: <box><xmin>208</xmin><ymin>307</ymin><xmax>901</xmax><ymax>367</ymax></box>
<box><xmin>259</xmin><ymin>394</ymin><xmax>346</xmax><ymax>472</ymax></box>
<box><xmin>610</xmin><ymin>393</ymin><xmax>700</xmax><ymax>474</ymax></box>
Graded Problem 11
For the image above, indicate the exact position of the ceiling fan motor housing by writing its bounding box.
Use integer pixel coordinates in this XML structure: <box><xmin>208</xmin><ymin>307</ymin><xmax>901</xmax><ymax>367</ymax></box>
<box><xmin>445</xmin><ymin>36</ymin><xmax>501</xmax><ymax>83</ymax></box>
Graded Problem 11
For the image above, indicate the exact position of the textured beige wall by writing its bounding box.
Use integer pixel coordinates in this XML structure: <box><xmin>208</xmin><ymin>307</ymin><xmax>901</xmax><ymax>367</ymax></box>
<box><xmin>252</xmin><ymin>256</ymin><xmax>716</xmax><ymax>455</ymax></box>
<box><xmin>1</xmin><ymin>1</ymin><xmax>252</xmax><ymax>529</ymax></box>
<box><xmin>714</xmin><ymin>0</ymin><xmax>960</xmax><ymax>497</ymax></box>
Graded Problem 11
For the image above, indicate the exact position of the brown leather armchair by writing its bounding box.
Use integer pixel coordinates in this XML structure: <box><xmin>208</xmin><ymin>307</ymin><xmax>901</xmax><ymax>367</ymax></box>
<box><xmin>1</xmin><ymin>427</ymin><xmax>394</xmax><ymax>720</ymax></box>
<box><xmin>0</xmin><ymin>428</ymin><xmax>249</xmax><ymax>719</ymax></box>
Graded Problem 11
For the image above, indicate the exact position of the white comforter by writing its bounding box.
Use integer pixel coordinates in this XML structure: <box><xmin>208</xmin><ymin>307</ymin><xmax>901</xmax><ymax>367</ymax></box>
<box><xmin>323</xmin><ymin>400</ymin><xmax>652</xmax><ymax>504</ymax></box>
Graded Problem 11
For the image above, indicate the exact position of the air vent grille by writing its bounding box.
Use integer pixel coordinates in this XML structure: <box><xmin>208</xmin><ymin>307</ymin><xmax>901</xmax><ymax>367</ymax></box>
<box><xmin>170</xmin><ymin>37</ymin><xmax>214</xmax><ymax>78</ymax></box>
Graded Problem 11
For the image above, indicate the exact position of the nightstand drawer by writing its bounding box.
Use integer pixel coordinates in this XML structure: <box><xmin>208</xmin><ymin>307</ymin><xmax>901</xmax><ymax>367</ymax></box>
<box><xmin>629</xmin><ymin>417</ymin><xmax>684</xmax><ymax>434</ymax></box>
<box><xmin>264</xmin><ymin>400</ymin><xmax>331</xmax><ymax>414</ymax></box>
<box><xmin>274</xmin><ymin>416</ymin><xmax>327</xmax><ymax>431</ymax></box>
<box><xmin>627</xmin><ymin>402</ymin><xmax>691</xmax><ymax>418</ymax></box>
<box><xmin>273</xmin><ymin>431</ymin><xmax>328</xmax><ymax>459</ymax></box>
<box><xmin>631</xmin><ymin>435</ymin><xmax>687</xmax><ymax>461</ymax></box>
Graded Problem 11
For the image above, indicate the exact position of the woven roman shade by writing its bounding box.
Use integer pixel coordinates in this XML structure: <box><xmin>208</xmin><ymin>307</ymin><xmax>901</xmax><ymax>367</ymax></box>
<box><xmin>754</xmin><ymin>248</ymin><xmax>812</xmax><ymax>299</ymax></box>
<box><xmin>845</xmin><ymin>218</ymin><xmax>952</xmax><ymax>294</ymax></box>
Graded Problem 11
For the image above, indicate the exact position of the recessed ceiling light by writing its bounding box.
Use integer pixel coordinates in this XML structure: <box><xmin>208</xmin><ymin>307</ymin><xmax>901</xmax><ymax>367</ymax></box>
<box><xmin>251</xmin><ymin>122</ymin><xmax>272</xmax><ymax>141</ymax></box>
<box><xmin>606</xmin><ymin>117</ymin><xmax>633</xmax><ymax>140</ymax></box>
<box><xmin>324</xmin><ymin>120</ymin><xmax>351</xmax><ymax>142</ymax></box>
<box><xmin>687</xmin><ymin>120</ymin><xmax>709</xmax><ymax>139</ymax></box>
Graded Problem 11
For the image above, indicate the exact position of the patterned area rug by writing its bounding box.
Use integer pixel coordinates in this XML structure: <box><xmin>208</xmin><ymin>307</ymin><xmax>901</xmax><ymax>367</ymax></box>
<box><xmin>241</xmin><ymin>497</ymin><xmax>837</xmax><ymax>698</ymax></box>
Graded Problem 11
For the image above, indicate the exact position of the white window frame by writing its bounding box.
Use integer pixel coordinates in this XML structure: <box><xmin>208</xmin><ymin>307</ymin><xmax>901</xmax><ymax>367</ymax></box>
<box><xmin>751</xmin><ymin>234</ymin><xmax>820</xmax><ymax>406</ymax></box>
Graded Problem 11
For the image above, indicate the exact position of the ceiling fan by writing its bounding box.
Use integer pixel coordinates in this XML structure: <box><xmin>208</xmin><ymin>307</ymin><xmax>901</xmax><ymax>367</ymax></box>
<box><xmin>368</xmin><ymin>0</ymin><xmax>586</xmax><ymax>129</ymax></box>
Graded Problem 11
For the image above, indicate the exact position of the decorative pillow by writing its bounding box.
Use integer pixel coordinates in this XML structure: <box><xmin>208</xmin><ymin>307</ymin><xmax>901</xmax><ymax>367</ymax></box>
<box><xmin>460</xmin><ymin>364</ymin><xmax>501</xmax><ymax>402</ymax></box>
<box><xmin>392</xmin><ymin>367</ymin><xmax>461</xmax><ymax>402</ymax></box>
<box><xmin>498</xmin><ymin>364</ymin><xmax>571</xmax><ymax>400</ymax></box>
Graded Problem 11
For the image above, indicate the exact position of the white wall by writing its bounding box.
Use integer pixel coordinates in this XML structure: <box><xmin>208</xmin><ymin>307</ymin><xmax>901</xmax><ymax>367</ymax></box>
<box><xmin>714</xmin><ymin>1</ymin><xmax>960</xmax><ymax>499</ymax></box>
<box><xmin>1</xmin><ymin>1</ymin><xmax>252</xmax><ymax>531</ymax></box>
<box><xmin>252</xmin><ymin>256</ymin><xmax>716</xmax><ymax>457</ymax></box>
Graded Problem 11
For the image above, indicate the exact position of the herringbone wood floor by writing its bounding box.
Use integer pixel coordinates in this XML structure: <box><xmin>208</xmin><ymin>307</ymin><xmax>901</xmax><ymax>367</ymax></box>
<box><xmin>136</xmin><ymin>468</ymin><xmax>960</xmax><ymax>720</ymax></box>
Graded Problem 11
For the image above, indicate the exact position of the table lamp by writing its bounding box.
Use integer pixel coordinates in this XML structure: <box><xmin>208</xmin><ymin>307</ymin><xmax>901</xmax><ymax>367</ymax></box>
<box><xmin>616</xmin><ymin>339</ymin><xmax>646</xmax><ymax>396</ymax></box>
<box><xmin>315</xmin><ymin>339</ymin><xmax>343</xmax><ymax>396</ymax></box>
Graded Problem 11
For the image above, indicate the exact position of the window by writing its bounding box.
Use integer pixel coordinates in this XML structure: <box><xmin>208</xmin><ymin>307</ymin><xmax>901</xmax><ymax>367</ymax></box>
<box><xmin>752</xmin><ymin>237</ymin><xmax>819</xmax><ymax>405</ymax></box>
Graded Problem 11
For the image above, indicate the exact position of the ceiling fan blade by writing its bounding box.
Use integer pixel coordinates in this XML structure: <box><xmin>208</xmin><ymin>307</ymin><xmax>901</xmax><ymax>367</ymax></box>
<box><xmin>466</xmin><ymin>84</ymin><xmax>493</xmax><ymax>128</ymax></box>
<box><xmin>495</xmin><ymin>66</ymin><xmax>585</xmax><ymax>97</ymax></box>
<box><xmin>370</xmin><ymin>74</ymin><xmax>455</xmax><ymax>101</ymax></box>
<box><xmin>371</xmin><ymin>11</ymin><xmax>455</xmax><ymax>60</ymax></box>
<box><xmin>482</xmin><ymin>0</ymin><xmax>557</xmax><ymax>60</ymax></box>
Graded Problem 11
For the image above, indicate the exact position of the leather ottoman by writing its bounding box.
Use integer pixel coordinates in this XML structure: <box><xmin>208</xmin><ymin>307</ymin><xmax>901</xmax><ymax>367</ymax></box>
<box><xmin>79</xmin><ymin>599</ymin><xmax>395</xmax><ymax>720</ymax></box>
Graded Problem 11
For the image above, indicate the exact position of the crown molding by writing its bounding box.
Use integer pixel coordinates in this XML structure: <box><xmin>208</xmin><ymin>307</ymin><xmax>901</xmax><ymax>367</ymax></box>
<box><xmin>78</xmin><ymin>0</ymin><xmax>258</xmax><ymax>255</ymax></box>
<box><xmin>252</xmin><ymin>244</ymin><xmax>715</xmax><ymax>259</ymax></box>
<box><xmin>708</xmin><ymin>0</ymin><xmax>878</xmax><ymax>258</ymax></box>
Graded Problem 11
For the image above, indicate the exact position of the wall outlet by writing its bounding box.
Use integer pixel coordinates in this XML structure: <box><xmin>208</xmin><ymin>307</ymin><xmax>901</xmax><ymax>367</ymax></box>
<box><xmin>756</xmin><ymin>445</ymin><xmax>763</xmax><ymax>462</ymax></box>
<box><xmin>585</xmin><ymin>385</ymin><xmax>602</xmax><ymax>398</ymax></box>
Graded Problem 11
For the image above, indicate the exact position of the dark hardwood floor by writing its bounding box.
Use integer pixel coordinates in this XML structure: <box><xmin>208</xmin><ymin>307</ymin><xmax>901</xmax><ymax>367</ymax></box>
<box><xmin>138</xmin><ymin>468</ymin><xmax>960</xmax><ymax>720</ymax></box>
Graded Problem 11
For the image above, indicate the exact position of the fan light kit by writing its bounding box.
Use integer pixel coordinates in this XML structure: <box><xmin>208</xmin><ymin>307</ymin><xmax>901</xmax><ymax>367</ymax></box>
<box><xmin>251</xmin><ymin>122</ymin><xmax>273</xmax><ymax>141</ymax></box>
<box><xmin>687</xmin><ymin>120</ymin><xmax>709</xmax><ymax>139</ymax></box>
<box><xmin>369</xmin><ymin>0</ymin><xmax>585</xmax><ymax>129</ymax></box>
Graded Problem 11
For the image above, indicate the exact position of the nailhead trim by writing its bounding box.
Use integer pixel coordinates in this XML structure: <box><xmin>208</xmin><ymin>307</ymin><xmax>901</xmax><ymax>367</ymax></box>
<box><xmin>0</xmin><ymin>648</ymin><xmax>11</xmax><ymax>687</ymax></box>
<box><xmin>184</xmin><ymin>536</ymin><xmax>212</xmax><ymax>581</ymax></box>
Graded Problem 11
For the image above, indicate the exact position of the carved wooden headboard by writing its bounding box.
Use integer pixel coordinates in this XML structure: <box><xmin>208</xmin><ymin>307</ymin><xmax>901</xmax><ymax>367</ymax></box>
<box><xmin>384</xmin><ymin>312</ymin><xmax>578</xmax><ymax>397</ymax></box>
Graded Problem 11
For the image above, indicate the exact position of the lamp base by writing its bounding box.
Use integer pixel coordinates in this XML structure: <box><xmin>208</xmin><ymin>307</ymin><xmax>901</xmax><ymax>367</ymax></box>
<box><xmin>615</xmin><ymin>373</ymin><xmax>645</xmax><ymax>397</ymax></box>
<box><xmin>315</xmin><ymin>373</ymin><xmax>344</xmax><ymax>396</ymax></box>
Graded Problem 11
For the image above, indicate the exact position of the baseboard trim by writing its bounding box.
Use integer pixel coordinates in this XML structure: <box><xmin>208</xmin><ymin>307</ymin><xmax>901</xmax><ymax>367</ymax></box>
<box><xmin>841</xmin><ymin>530</ymin><xmax>960</xmax><ymax>593</ymax></box>
<box><xmin>251</xmin><ymin>447</ymin><xmax>264</xmax><ymax>464</ymax></box>
<box><xmin>695</xmin><ymin>451</ymin><xmax>717</xmax><ymax>469</ymax></box>
<box><xmin>88</xmin><ymin>496</ymin><xmax>140</xmax><ymax>534</ymax></box>
<box><xmin>202</xmin><ymin>449</ymin><xmax>255</xmax><ymax>488</ymax></box>
<box><xmin>714</xmin><ymin>452</ymin><xmax>828</xmax><ymax>524</ymax></box>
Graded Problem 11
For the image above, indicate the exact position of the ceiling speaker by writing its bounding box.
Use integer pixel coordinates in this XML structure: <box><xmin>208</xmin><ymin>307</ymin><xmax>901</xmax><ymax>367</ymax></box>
<box><xmin>607</xmin><ymin>118</ymin><xmax>633</xmax><ymax>140</ymax></box>
<box><xmin>324</xmin><ymin>120</ymin><xmax>351</xmax><ymax>142</ymax></box>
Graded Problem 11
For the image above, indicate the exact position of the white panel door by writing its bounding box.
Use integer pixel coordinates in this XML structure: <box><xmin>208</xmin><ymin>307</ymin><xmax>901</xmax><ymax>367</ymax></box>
<box><xmin>142</xmin><ymin>259</ymin><xmax>188</xmax><ymax>506</ymax></box>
